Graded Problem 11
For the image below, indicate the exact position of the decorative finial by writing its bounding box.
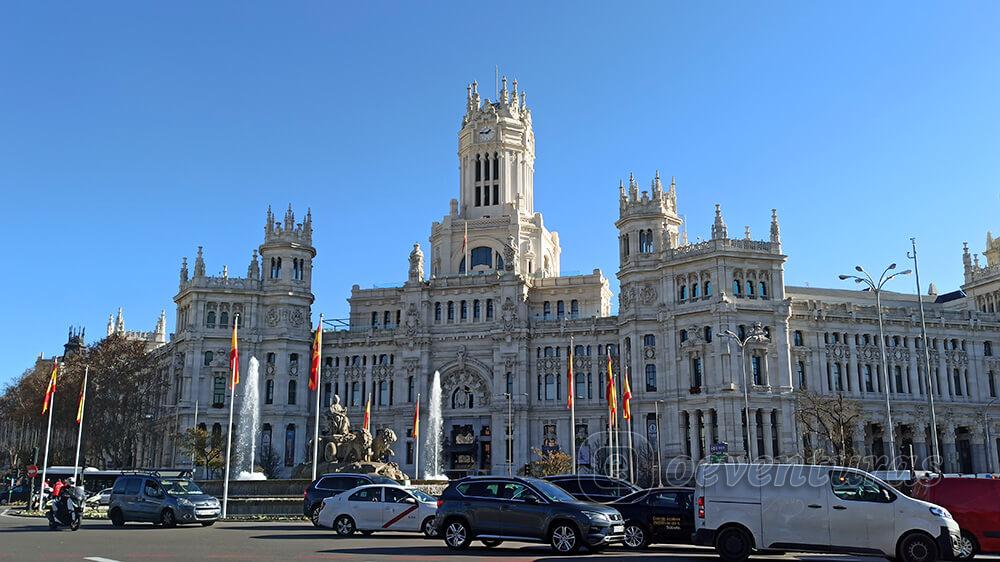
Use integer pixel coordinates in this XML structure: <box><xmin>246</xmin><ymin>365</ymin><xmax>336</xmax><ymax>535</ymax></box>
<box><xmin>712</xmin><ymin>204</ymin><xmax>728</xmax><ymax>240</ymax></box>
<box><xmin>770</xmin><ymin>208</ymin><xmax>781</xmax><ymax>246</ymax></box>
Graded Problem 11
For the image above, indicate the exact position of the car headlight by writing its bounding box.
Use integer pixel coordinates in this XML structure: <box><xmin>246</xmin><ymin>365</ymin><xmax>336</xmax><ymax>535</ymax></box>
<box><xmin>176</xmin><ymin>498</ymin><xmax>194</xmax><ymax>507</ymax></box>
<box><xmin>581</xmin><ymin>510</ymin><xmax>609</xmax><ymax>521</ymax></box>
<box><xmin>929</xmin><ymin>506</ymin><xmax>951</xmax><ymax>519</ymax></box>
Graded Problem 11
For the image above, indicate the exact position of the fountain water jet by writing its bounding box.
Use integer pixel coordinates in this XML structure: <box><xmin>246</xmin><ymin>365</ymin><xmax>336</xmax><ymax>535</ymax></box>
<box><xmin>236</xmin><ymin>356</ymin><xmax>265</xmax><ymax>480</ymax></box>
<box><xmin>424</xmin><ymin>370</ymin><xmax>444</xmax><ymax>479</ymax></box>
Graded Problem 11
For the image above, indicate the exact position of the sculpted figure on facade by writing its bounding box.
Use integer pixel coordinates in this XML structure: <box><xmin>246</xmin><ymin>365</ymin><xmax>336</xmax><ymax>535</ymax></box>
<box><xmin>408</xmin><ymin>243</ymin><xmax>424</xmax><ymax>282</ymax></box>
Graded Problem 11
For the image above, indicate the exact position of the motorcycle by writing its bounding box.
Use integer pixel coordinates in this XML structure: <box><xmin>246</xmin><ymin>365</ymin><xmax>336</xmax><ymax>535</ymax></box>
<box><xmin>47</xmin><ymin>489</ymin><xmax>84</xmax><ymax>531</ymax></box>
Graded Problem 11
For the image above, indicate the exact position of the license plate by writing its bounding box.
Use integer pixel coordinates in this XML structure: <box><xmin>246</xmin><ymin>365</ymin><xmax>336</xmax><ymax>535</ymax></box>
<box><xmin>612</xmin><ymin>525</ymin><xmax>624</xmax><ymax>534</ymax></box>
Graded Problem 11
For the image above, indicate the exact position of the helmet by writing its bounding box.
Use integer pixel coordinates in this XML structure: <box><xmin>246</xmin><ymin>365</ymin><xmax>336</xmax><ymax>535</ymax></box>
<box><xmin>65</xmin><ymin>477</ymin><xmax>75</xmax><ymax>485</ymax></box>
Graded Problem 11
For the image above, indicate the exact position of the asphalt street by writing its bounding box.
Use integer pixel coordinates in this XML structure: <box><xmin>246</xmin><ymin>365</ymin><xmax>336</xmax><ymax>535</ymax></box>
<box><xmin>2</xmin><ymin>510</ymin><xmax>998</xmax><ymax>562</ymax></box>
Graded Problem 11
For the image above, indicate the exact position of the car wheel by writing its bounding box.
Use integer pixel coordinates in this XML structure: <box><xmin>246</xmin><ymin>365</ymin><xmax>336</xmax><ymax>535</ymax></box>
<box><xmin>899</xmin><ymin>533</ymin><xmax>939</xmax><ymax>562</ymax></box>
<box><xmin>109</xmin><ymin>509</ymin><xmax>125</xmax><ymax>528</ymax></box>
<box><xmin>443</xmin><ymin>519</ymin><xmax>471</xmax><ymax>550</ymax></box>
<box><xmin>309</xmin><ymin>504</ymin><xmax>323</xmax><ymax>528</ymax></box>
<box><xmin>956</xmin><ymin>532</ymin><xmax>977</xmax><ymax>561</ymax></box>
<box><xmin>161</xmin><ymin>509</ymin><xmax>177</xmax><ymax>528</ymax></box>
<box><xmin>334</xmin><ymin>515</ymin><xmax>356</xmax><ymax>536</ymax></box>
<box><xmin>716</xmin><ymin>527</ymin><xmax>752</xmax><ymax>562</ymax></box>
<box><xmin>421</xmin><ymin>517</ymin><xmax>438</xmax><ymax>538</ymax></box>
<box><xmin>481</xmin><ymin>539</ymin><xmax>503</xmax><ymax>548</ymax></box>
<box><xmin>201</xmin><ymin>521</ymin><xmax>215</xmax><ymax>527</ymax></box>
<box><xmin>550</xmin><ymin>522</ymin><xmax>581</xmax><ymax>554</ymax></box>
<box><xmin>623</xmin><ymin>522</ymin><xmax>649</xmax><ymax>549</ymax></box>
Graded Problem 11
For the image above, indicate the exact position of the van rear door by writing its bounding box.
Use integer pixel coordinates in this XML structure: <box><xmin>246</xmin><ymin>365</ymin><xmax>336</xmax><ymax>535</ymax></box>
<box><xmin>760</xmin><ymin>465</ymin><xmax>830</xmax><ymax>549</ymax></box>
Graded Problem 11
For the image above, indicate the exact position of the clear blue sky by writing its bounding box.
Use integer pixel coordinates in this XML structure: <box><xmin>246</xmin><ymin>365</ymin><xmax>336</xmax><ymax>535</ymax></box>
<box><xmin>2</xmin><ymin>2</ymin><xmax>998</xmax><ymax>387</ymax></box>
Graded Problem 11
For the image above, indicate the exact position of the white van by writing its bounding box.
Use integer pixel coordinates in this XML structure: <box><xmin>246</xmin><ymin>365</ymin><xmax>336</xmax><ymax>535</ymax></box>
<box><xmin>693</xmin><ymin>464</ymin><xmax>960</xmax><ymax>562</ymax></box>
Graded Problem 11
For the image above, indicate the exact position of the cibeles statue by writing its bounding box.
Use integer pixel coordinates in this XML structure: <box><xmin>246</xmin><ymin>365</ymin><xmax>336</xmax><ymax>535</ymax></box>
<box><xmin>298</xmin><ymin>395</ymin><xmax>406</xmax><ymax>481</ymax></box>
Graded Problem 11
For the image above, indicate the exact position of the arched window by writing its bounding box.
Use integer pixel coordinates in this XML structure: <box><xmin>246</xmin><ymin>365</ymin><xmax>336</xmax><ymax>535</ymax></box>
<box><xmin>203</xmin><ymin>351</ymin><xmax>214</xmax><ymax>366</ymax></box>
<box><xmin>556</xmin><ymin>301</ymin><xmax>565</xmax><ymax>319</ymax></box>
<box><xmin>692</xmin><ymin>283</ymin><xmax>700</xmax><ymax>298</ymax></box>
<box><xmin>638</xmin><ymin>230</ymin><xmax>646</xmax><ymax>253</ymax></box>
<box><xmin>679</xmin><ymin>329</ymin><xmax>688</xmax><ymax>343</ymax></box>
<box><xmin>206</xmin><ymin>310</ymin><xmax>216</xmax><ymax>327</ymax></box>
<box><xmin>543</xmin><ymin>301</ymin><xmax>552</xmax><ymax>320</ymax></box>
<box><xmin>493</xmin><ymin>152</ymin><xmax>499</xmax><ymax>181</ymax></box>
<box><xmin>265</xmin><ymin>379</ymin><xmax>274</xmax><ymax>404</ymax></box>
<box><xmin>284</xmin><ymin>424</ymin><xmax>296</xmax><ymax>467</ymax></box>
<box><xmin>570</xmin><ymin>300</ymin><xmax>579</xmax><ymax>318</ymax></box>
<box><xmin>759</xmin><ymin>281</ymin><xmax>768</xmax><ymax>299</ymax></box>
<box><xmin>460</xmin><ymin>300</ymin><xmax>468</xmax><ymax>321</ymax></box>
<box><xmin>434</xmin><ymin>302</ymin><xmax>441</xmax><ymax>322</ymax></box>
<box><xmin>704</xmin><ymin>281</ymin><xmax>712</xmax><ymax>296</ymax></box>
<box><xmin>678</xmin><ymin>285</ymin><xmax>687</xmax><ymax>301</ymax></box>
<box><xmin>219</xmin><ymin>310</ymin><xmax>229</xmax><ymax>329</ymax></box>
<box><xmin>733</xmin><ymin>280</ymin><xmax>741</xmax><ymax>296</ymax></box>
<box><xmin>287</xmin><ymin>380</ymin><xmax>297</xmax><ymax>405</ymax></box>
<box><xmin>746</xmin><ymin>281</ymin><xmax>754</xmax><ymax>297</ymax></box>
<box><xmin>475</xmin><ymin>154</ymin><xmax>482</xmax><ymax>182</ymax></box>
<box><xmin>447</xmin><ymin>301</ymin><xmax>455</xmax><ymax>322</ymax></box>
<box><xmin>645</xmin><ymin>364</ymin><xmax>657</xmax><ymax>391</ymax></box>
<box><xmin>473</xmin><ymin>299</ymin><xmax>481</xmax><ymax>320</ymax></box>
<box><xmin>384</xmin><ymin>310</ymin><xmax>391</xmax><ymax>326</ymax></box>
<box><xmin>484</xmin><ymin>154</ymin><xmax>491</xmax><ymax>183</ymax></box>
<box><xmin>643</xmin><ymin>334</ymin><xmax>656</xmax><ymax>347</ymax></box>
<box><xmin>486</xmin><ymin>299</ymin><xmax>494</xmax><ymax>320</ymax></box>
<box><xmin>704</xmin><ymin>326</ymin><xmax>713</xmax><ymax>343</ymax></box>
<box><xmin>986</xmin><ymin>341</ymin><xmax>994</xmax><ymax>357</ymax></box>
<box><xmin>794</xmin><ymin>330</ymin><xmax>804</xmax><ymax>346</ymax></box>
<box><xmin>378</xmin><ymin>380</ymin><xmax>387</xmax><ymax>406</ymax></box>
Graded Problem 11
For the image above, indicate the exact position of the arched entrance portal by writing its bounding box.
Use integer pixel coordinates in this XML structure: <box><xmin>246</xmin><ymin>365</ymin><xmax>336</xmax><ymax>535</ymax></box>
<box><xmin>436</xmin><ymin>361</ymin><xmax>494</xmax><ymax>477</ymax></box>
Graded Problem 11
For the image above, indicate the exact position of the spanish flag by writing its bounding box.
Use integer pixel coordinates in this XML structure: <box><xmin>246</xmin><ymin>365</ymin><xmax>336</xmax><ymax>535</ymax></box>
<box><xmin>566</xmin><ymin>344</ymin><xmax>574</xmax><ymax>410</ymax></box>
<box><xmin>308</xmin><ymin>322</ymin><xmax>322</xmax><ymax>392</ymax></box>
<box><xmin>75</xmin><ymin>369</ymin><xmax>88</xmax><ymax>424</ymax></box>
<box><xmin>412</xmin><ymin>399</ymin><xmax>419</xmax><ymax>440</ymax></box>
<box><xmin>622</xmin><ymin>366</ymin><xmax>632</xmax><ymax>422</ymax></box>
<box><xmin>41</xmin><ymin>362</ymin><xmax>58</xmax><ymax>414</ymax></box>
<box><xmin>363</xmin><ymin>394</ymin><xmax>371</xmax><ymax>432</ymax></box>
<box><xmin>229</xmin><ymin>319</ymin><xmax>239</xmax><ymax>389</ymax></box>
<box><xmin>605</xmin><ymin>355</ymin><xmax>617</xmax><ymax>428</ymax></box>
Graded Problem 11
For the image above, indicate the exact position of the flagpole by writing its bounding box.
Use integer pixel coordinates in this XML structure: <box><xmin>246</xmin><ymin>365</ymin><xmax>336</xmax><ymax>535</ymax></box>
<box><xmin>192</xmin><ymin>399</ymin><xmax>199</xmax><ymax>476</ymax></box>
<box><xmin>624</xmin><ymin>358</ymin><xmax>634</xmax><ymax>484</ymax></box>
<box><xmin>222</xmin><ymin>315</ymin><xmax>238</xmax><ymax>520</ymax></box>
<box><xmin>311</xmin><ymin>314</ymin><xmax>323</xmax><ymax>482</ymax></box>
<box><xmin>73</xmin><ymin>366</ymin><xmax>89</xmax><ymax>482</ymax></box>
<box><xmin>569</xmin><ymin>337</ymin><xmax>576</xmax><ymax>474</ymax></box>
<box><xmin>414</xmin><ymin>393</ymin><xmax>420</xmax><ymax>481</ymax></box>
<box><xmin>38</xmin><ymin>361</ymin><xmax>60</xmax><ymax>512</ymax></box>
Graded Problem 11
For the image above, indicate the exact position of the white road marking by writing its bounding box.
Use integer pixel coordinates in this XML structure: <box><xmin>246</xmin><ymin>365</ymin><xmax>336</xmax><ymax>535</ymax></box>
<box><xmin>84</xmin><ymin>557</ymin><xmax>123</xmax><ymax>562</ymax></box>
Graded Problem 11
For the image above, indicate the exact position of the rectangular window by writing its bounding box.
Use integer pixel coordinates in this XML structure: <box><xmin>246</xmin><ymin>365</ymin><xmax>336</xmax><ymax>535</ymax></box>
<box><xmin>265</xmin><ymin>379</ymin><xmax>274</xmax><ymax>404</ymax></box>
<box><xmin>212</xmin><ymin>376</ymin><xmax>225</xmax><ymax>408</ymax></box>
<box><xmin>460</xmin><ymin>301</ymin><xmax>468</xmax><ymax>321</ymax></box>
<box><xmin>406</xmin><ymin>441</ymin><xmax>414</xmax><ymax>465</ymax></box>
<box><xmin>492</xmin><ymin>184</ymin><xmax>499</xmax><ymax>204</ymax></box>
<box><xmin>506</xmin><ymin>372</ymin><xmax>513</xmax><ymax>397</ymax></box>
<box><xmin>486</xmin><ymin>299</ymin><xmax>494</xmax><ymax>320</ymax></box>
<box><xmin>475</xmin><ymin>185</ymin><xmax>481</xmax><ymax>206</ymax></box>
<box><xmin>865</xmin><ymin>365</ymin><xmax>875</xmax><ymax>393</ymax></box>
<box><xmin>371</xmin><ymin>311</ymin><xmax>378</xmax><ymax>327</ymax></box>
<box><xmin>834</xmin><ymin>363</ymin><xmax>843</xmax><ymax>391</ymax></box>
<box><xmin>473</xmin><ymin>300</ymin><xmax>481</xmax><ymax>320</ymax></box>
<box><xmin>689</xmin><ymin>359</ymin><xmax>700</xmax><ymax>389</ymax></box>
<box><xmin>797</xmin><ymin>361</ymin><xmax>807</xmax><ymax>389</ymax></box>
<box><xmin>990</xmin><ymin>370</ymin><xmax>997</xmax><ymax>398</ymax></box>
<box><xmin>407</xmin><ymin>376</ymin><xmax>414</xmax><ymax>402</ymax></box>
<box><xmin>751</xmin><ymin>356</ymin><xmax>762</xmax><ymax>386</ymax></box>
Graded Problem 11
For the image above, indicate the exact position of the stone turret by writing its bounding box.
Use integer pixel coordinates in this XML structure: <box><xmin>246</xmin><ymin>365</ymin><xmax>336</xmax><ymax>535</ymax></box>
<box><xmin>711</xmin><ymin>204</ymin><xmax>728</xmax><ymax>240</ymax></box>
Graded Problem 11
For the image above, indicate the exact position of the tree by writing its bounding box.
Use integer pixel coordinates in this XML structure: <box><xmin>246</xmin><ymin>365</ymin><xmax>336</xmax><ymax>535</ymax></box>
<box><xmin>177</xmin><ymin>427</ymin><xmax>225</xmax><ymax>478</ymax></box>
<box><xmin>521</xmin><ymin>448</ymin><xmax>573</xmax><ymax>477</ymax></box>
<box><xmin>794</xmin><ymin>390</ymin><xmax>864</xmax><ymax>465</ymax></box>
<box><xmin>258</xmin><ymin>446</ymin><xmax>282</xmax><ymax>479</ymax></box>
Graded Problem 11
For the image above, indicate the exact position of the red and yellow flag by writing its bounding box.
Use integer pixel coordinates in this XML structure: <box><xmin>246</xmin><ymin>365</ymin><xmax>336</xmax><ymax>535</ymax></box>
<box><xmin>309</xmin><ymin>322</ymin><xmax>322</xmax><ymax>392</ymax></box>
<box><xmin>228</xmin><ymin>320</ymin><xmax>239</xmax><ymax>389</ymax></box>
<box><xmin>605</xmin><ymin>355</ymin><xmax>617</xmax><ymax>428</ymax></box>
<box><xmin>412</xmin><ymin>399</ymin><xmax>420</xmax><ymax>440</ymax></box>
<box><xmin>363</xmin><ymin>394</ymin><xmax>371</xmax><ymax>432</ymax></box>
<box><xmin>566</xmin><ymin>345</ymin><xmax>574</xmax><ymax>410</ymax></box>
<box><xmin>75</xmin><ymin>373</ymin><xmax>87</xmax><ymax>424</ymax></box>
<box><xmin>41</xmin><ymin>362</ymin><xmax>58</xmax><ymax>414</ymax></box>
<box><xmin>622</xmin><ymin>366</ymin><xmax>632</xmax><ymax>422</ymax></box>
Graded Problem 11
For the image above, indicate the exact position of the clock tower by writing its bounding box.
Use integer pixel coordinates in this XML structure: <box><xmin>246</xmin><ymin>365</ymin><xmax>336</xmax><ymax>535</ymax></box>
<box><xmin>458</xmin><ymin>77</ymin><xmax>535</xmax><ymax>220</ymax></box>
<box><xmin>428</xmin><ymin>77</ymin><xmax>561</xmax><ymax>278</ymax></box>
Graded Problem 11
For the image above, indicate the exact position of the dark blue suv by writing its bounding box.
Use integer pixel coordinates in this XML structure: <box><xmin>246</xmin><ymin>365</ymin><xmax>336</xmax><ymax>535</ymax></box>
<box><xmin>434</xmin><ymin>476</ymin><xmax>625</xmax><ymax>554</ymax></box>
<box><xmin>303</xmin><ymin>473</ymin><xmax>398</xmax><ymax>526</ymax></box>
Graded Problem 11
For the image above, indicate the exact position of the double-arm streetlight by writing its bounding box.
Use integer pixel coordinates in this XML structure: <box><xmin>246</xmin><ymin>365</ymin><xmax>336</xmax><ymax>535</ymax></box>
<box><xmin>722</xmin><ymin>323</ymin><xmax>769</xmax><ymax>462</ymax></box>
<box><xmin>984</xmin><ymin>398</ymin><xmax>997</xmax><ymax>474</ymax></box>
<box><xmin>503</xmin><ymin>392</ymin><xmax>528</xmax><ymax>476</ymax></box>
<box><xmin>839</xmin><ymin>263</ymin><xmax>911</xmax><ymax>471</ymax></box>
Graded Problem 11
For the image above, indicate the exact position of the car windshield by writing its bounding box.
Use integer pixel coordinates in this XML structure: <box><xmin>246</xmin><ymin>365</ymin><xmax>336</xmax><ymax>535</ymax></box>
<box><xmin>529</xmin><ymin>479</ymin><xmax>578</xmax><ymax>503</ymax></box>
<box><xmin>161</xmin><ymin>479</ymin><xmax>204</xmax><ymax>495</ymax></box>
<box><xmin>410</xmin><ymin>489</ymin><xmax>435</xmax><ymax>503</ymax></box>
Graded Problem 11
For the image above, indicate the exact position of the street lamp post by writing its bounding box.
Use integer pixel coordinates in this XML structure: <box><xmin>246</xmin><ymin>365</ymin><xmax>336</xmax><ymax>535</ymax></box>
<box><xmin>908</xmin><ymin>239</ymin><xmax>942</xmax><ymax>472</ymax></box>
<box><xmin>722</xmin><ymin>323</ymin><xmax>769</xmax><ymax>463</ymax></box>
<box><xmin>655</xmin><ymin>400</ymin><xmax>664</xmax><ymax>487</ymax></box>
<box><xmin>839</xmin><ymin>263</ymin><xmax>911</xmax><ymax>471</ymax></box>
<box><xmin>504</xmin><ymin>392</ymin><xmax>528</xmax><ymax>476</ymax></box>
<box><xmin>984</xmin><ymin>398</ymin><xmax>997</xmax><ymax>474</ymax></box>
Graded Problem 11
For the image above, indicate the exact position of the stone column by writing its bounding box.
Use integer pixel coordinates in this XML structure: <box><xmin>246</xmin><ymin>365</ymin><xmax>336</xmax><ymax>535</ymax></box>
<box><xmin>911</xmin><ymin>423</ymin><xmax>928</xmax><ymax>471</ymax></box>
<box><xmin>762</xmin><ymin>410</ymin><xmax>774</xmax><ymax>459</ymax></box>
<box><xmin>940</xmin><ymin>422</ymin><xmax>958</xmax><ymax>472</ymax></box>
<box><xmin>689</xmin><ymin>410</ymin><xmax>702</xmax><ymax>462</ymax></box>
<box><xmin>852</xmin><ymin>423</ymin><xmax>867</xmax><ymax>462</ymax></box>
<box><xmin>970</xmin><ymin>422</ymin><xmax>988</xmax><ymax>474</ymax></box>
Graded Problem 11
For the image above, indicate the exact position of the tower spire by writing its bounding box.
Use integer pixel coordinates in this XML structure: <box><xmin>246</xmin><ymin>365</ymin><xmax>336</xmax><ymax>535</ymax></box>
<box><xmin>711</xmin><ymin>204</ymin><xmax>728</xmax><ymax>240</ymax></box>
<box><xmin>115</xmin><ymin>307</ymin><xmax>125</xmax><ymax>334</ymax></box>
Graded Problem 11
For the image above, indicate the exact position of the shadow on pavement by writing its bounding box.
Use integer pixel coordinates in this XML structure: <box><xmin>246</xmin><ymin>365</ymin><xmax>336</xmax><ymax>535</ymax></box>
<box><xmin>222</xmin><ymin>524</ymin><xmax>319</xmax><ymax>532</ymax></box>
<box><xmin>324</xmin><ymin>545</ymin><xmax>555</xmax><ymax>558</ymax></box>
<box><xmin>253</xmin><ymin>532</ymin><xmax>429</xmax><ymax>541</ymax></box>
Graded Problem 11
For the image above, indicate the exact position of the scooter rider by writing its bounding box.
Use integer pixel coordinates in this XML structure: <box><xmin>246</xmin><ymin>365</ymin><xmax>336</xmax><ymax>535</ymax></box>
<box><xmin>48</xmin><ymin>477</ymin><xmax>84</xmax><ymax>530</ymax></box>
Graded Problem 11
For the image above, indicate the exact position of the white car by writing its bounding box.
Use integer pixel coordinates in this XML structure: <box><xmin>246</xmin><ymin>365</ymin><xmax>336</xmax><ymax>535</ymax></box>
<box><xmin>317</xmin><ymin>483</ymin><xmax>438</xmax><ymax>537</ymax></box>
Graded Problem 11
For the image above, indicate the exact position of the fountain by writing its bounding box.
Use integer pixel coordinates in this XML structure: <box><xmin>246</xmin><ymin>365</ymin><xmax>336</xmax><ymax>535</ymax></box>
<box><xmin>424</xmin><ymin>370</ymin><xmax>444</xmax><ymax>479</ymax></box>
<box><xmin>236</xmin><ymin>356</ymin><xmax>265</xmax><ymax>481</ymax></box>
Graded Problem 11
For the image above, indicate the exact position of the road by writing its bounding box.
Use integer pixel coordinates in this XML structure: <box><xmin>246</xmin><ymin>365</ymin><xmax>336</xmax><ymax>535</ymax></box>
<box><xmin>1</xmin><ymin>510</ymin><xmax>996</xmax><ymax>562</ymax></box>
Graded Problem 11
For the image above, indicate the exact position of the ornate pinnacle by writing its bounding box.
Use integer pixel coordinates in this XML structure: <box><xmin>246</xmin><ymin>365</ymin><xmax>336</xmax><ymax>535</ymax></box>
<box><xmin>770</xmin><ymin>208</ymin><xmax>781</xmax><ymax>245</ymax></box>
<box><xmin>712</xmin><ymin>204</ymin><xmax>728</xmax><ymax>240</ymax></box>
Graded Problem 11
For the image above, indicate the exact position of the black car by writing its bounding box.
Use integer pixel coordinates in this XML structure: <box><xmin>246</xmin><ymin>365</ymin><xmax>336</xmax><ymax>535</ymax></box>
<box><xmin>434</xmin><ymin>475</ymin><xmax>625</xmax><ymax>554</ymax></box>
<box><xmin>609</xmin><ymin>486</ymin><xmax>695</xmax><ymax>549</ymax></box>
<box><xmin>303</xmin><ymin>473</ymin><xmax>398</xmax><ymax>526</ymax></box>
<box><xmin>543</xmin><ymin>474</ymin><xmax>641</xmax><ymax>504</ymax></box>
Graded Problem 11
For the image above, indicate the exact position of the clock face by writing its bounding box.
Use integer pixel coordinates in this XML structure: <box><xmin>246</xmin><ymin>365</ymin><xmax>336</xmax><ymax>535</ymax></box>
<box><xmin>478</xmin><ymin>127</ymin><xmax>494</xmax><ymax>141</ymax></box>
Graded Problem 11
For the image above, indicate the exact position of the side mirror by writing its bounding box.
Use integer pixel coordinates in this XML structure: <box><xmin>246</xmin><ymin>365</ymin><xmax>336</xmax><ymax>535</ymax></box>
<box><xmin>523</xmin><ymin>495</ymin><xmax>539</xmax><ymax>504</ymax></box>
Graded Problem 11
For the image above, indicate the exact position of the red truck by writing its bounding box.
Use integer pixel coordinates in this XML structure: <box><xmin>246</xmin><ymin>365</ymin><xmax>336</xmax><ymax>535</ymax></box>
<box><xmin>912</xmin><ymin>477</ymin><xmax>1000</xmax><ymax>560</ymax></box>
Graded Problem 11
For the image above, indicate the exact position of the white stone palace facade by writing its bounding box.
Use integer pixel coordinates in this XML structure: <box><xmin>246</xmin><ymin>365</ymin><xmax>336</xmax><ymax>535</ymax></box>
<box><xmin>146</xmin><ymin>79</ymin><xmax>1000</xmax><ymax>479</ymax></box>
